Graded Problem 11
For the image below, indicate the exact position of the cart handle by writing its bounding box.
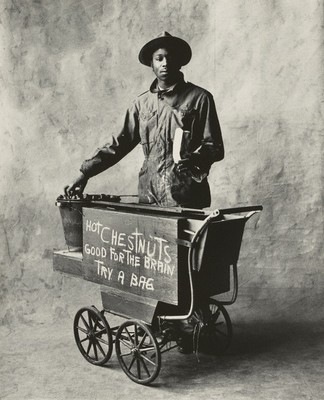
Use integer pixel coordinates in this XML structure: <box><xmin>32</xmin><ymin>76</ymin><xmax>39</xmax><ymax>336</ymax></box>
<box><xmin>160</xmin><ymin>209</ymin><xmax>220</xmax><ymax>322</ymax></box>
<box><xmin>216</xmin><ymin>205</ymin><xmax>263</xmax><ymax>216</ymax></box>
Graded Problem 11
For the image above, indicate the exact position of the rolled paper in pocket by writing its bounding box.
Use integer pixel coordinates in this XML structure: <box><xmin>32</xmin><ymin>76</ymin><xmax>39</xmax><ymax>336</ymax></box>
<box><xmin>173</xmin><ymin>128</ymin><xmax>184</xmax><ymax>163</ymax></box>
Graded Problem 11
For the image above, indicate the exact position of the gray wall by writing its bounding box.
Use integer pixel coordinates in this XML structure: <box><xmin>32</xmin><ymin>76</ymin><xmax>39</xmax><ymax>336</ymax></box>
<box><xmin>0</xmin><ymin>0</ymin><xmax>323</xmax><ymax>326</ymax></box>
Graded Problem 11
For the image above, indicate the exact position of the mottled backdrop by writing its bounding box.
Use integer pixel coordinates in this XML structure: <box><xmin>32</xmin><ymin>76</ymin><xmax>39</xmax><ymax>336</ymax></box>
<box><xmin>0</xmin><ymin>0</ymin><xmax>323</xmax><ymax>327</ymax></box>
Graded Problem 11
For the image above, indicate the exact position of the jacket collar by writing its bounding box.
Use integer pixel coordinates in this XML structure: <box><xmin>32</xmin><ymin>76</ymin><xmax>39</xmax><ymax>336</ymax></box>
<box><xmin>150</xmin><ymin>72</ymin><xmax>186</xmax><ymax>94</ymax></box>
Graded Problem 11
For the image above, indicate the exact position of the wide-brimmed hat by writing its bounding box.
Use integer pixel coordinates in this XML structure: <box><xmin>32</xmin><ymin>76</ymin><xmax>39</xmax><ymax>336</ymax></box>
<box><xmin>138</xmin><ymin>31</ymin><xmax>192</xmax><ymax>67</ymax></box>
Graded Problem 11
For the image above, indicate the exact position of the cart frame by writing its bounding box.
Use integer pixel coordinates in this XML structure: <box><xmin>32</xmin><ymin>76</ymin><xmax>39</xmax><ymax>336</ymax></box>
<box><xmin>54</xmin><ymin>200</ymin><xmax>262</xmax><ymax>385</ymax></box>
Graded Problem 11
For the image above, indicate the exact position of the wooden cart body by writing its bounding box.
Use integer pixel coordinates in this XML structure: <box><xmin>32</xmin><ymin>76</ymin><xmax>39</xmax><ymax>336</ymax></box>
<box><xmin>54</xmin><ymin>200</ymin><xmax>258</xmax><ymax>323</ymax></box>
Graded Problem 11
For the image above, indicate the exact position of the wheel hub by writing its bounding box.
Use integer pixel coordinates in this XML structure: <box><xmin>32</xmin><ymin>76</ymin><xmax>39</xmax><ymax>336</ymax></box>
<box><xmin>87</xmin><ymin>330</ymin><xmax>95</xmax><ymax>339</ymax></box>
<box><xmin>131</xmin><ymin>347</ymin><xmax>140</xmax><ymax>358</ymax></box>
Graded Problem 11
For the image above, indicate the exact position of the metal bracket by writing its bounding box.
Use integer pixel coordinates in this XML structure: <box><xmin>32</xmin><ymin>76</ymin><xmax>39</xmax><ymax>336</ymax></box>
<box><xmin>176</xmin><ymin>239</ymin><xmax>195</xmax><ymax>248</ymax></box>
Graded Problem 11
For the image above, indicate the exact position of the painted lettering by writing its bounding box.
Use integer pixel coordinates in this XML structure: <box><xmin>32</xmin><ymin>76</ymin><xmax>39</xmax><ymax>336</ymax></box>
<box><xmin>95</xmin><ymin>260</ymin><xmax>113</xmax><ymax>280</ymax></box>
<box><xmin>154</xmin><ymin>236</ymin><xmax>168</xmax><ymax>260</ymax></box>
<box><xmin>84</xmin><ymin>244</ymin><xmax>106</xmax><ymax>258</ymax></box>
<box><xmin>118</xmin><ymin>232</ymin><xmax>126</xmax><ymax>247</ymax></box>
<box><xmin>127</xmin><ymin>235</ymin><xmax>134</xmax><ymax>251</ymax></box>
<box><xmin>111</xmin><ymin>229</ymin><xmax>118</xmax><ymax>246</ymax></box>
<box><xmin>100</xmin><ymin>226</ymin><xmax>111</xmax><ymax>243</ymax></box>
<box><xmin>85</xmin><ymin>220</ymin><xmax>103</xmax><ymax>234</ymax></box>
<box><xmin>130</xmin><ymin>273</ymin><xmax>154</xmax><ymax>291</ymax></box>
<box><xmin>143</xmin><ymin>256</ymin><xmax>175</xmax><ymax>276</ymax></box>
<box><xmin>163</xmin><ymin>245</ymin><xmax>172</xmax><ymax>263</ymax></box>
<box><xmin>118</xmin><ymin>270</ymin><xmax>125</xmax><ymax>285</ymax></box>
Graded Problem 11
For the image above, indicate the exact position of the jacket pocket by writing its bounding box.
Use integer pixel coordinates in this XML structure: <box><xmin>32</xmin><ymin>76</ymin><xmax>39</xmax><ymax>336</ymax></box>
<box><xmin>173</xmin><ymin>107</ymin><xmax>197</xmax><ymax>132</ymax></box>
<box><xmin>171</xmin><ymin>108</ymin><xmax>197</xmax><ymax>159</ymax></box>
<box><xmin>139</xmin><ymin>110</ymin><xmax>156</xmax><ymax>136</ymax></box>
<box><xmin>139</xmin><ymin>110</ymin><xmax>157</xmax><ymax>155</ymax></box>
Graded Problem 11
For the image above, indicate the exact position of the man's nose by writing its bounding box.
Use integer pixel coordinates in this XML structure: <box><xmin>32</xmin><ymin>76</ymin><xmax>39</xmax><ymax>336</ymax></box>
<box><xmin>162</xmin><ymin>57</ymin><xmax>168</xmax><ymax>66</ymax></box>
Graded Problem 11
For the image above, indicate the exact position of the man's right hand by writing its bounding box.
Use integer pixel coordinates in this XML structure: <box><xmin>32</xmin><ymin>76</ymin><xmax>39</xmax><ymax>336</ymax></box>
<box><xmin>64</xmin><ymin>173</ymin><xmax>88</xmax><ymax>198</ymax></box>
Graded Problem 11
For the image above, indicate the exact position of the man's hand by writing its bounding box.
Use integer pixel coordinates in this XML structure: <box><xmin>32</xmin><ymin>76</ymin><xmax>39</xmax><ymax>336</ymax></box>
<box><xmin>176</xmin><ymin>158</ymin><xmax>207</xmax><ymax>183</ymax></box>
<box><xmin>176</xmin><ymin>158</ymin><xmax>195</xmax><ymax>175</ymax></box>
<box><xmin>64</xmin><ymin>173</ymin><xmax>88</xmax><ymax>198</ymax></box>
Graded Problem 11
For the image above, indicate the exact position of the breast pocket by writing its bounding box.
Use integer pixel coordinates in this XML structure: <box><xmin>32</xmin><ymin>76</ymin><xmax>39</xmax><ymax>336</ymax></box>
<box><xmin>174</xmin><ymin>107</ymin><xmax>197</xmax><ymax>132</ymax></box>
<box><xmin>139</xmin><ymin>110</ymin><xmax>157</xmax><ymax>155</ymax></box>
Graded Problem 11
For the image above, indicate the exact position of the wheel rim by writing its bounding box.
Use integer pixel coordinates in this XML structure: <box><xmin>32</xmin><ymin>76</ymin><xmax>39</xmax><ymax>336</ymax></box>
<box><xmin>199</xmin><ymin>299</ymin><xmax>232</xmax><ymax>355</ymax></box>
<box><xmin>115</xmin><ymin>320</ymin><xmax>161</xmax><ymax>385</ymax></box>
<box><xmin>73</xmin><ymin>306</ymin><xmax>113</xmax><ymax>365</ymax></box>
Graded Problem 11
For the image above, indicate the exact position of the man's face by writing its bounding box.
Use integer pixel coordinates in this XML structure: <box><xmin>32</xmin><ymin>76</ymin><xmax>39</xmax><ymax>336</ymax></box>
<box><xmin>151</xmin><ymin>48</ymin><xmax>181</xmax><ymax>84</ymax></box>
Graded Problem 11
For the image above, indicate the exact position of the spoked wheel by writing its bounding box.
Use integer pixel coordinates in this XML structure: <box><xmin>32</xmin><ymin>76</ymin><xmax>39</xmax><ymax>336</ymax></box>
<box><xmin>73</xmin><ymin>306</ymin><xmax>113</xmax><ymax>365</ymax></box>
<box><xmin>197</xmin><ymin>299</ymin><xmax>232</xmax><ymax>355</ymax></box>
<box><xmin>115</xmin><ymin>320</ymin><xmax>161</xmax><ymax>385</ymax></box>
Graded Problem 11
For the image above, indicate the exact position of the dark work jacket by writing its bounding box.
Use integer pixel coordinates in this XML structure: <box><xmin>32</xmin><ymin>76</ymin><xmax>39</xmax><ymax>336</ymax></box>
<box><xmin>80</xmin><ymin>74</ymin><xmax>224</xmax><ymax>208</ymax></box>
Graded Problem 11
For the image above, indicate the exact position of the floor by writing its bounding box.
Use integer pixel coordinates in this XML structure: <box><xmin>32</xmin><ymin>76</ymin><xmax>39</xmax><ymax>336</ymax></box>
<box><xmin>1</xmin><ymin>312</ymin><xmax>323</xmax><ymax>400</ymax></box>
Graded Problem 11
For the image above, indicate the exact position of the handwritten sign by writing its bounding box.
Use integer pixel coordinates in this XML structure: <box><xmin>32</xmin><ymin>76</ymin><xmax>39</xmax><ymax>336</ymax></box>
<box><xmin>82</xmin><ymin>208</ymin><xmax>179</xmax><ymax>304</ymax></box>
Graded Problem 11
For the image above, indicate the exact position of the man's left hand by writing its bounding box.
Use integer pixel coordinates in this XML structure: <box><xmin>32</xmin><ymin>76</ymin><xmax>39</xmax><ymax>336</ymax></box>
<box><xmin>176</xmin><ymin>158</ymin><xmax>207</xmax><ymax>183</ymax></box>
<box><xmin>176</xmin><ymin>158</ymin><xmax>198</xmax><ymax>175</ymax></box>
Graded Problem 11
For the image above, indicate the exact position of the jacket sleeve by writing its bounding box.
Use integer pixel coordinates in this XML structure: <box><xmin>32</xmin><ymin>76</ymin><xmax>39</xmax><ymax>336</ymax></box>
<box><xmin>191</xmin><ymin>92</ymin><xmax>224</xmax><ymax>173</ymax></box>
<box><xmin>80</xmin><ymin>101</ymin><xmax>140</xmax><ymax>178</ymax></box>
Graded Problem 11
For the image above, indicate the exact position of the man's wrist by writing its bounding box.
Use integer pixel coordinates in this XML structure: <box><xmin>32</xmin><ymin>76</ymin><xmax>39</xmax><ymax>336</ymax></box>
<box><xmin>79</xmin><ymin>170</ymin><xmax>88</xmax><ymax>181</ymax></box>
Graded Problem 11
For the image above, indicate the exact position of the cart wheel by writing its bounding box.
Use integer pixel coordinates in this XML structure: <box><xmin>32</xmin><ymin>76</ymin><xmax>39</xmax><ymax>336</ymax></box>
<box><xmin>198</xmin><ymin>299</ymin><xmax>232</xmax><ymax>355</ymax></box>
<box><xmin>115</xmin><ymin>320</ymin><xmax>161</xmax><ymax>385</ymax></box>
<box><xmin>73</xmin><ymin>306</ymin><xmax>113</xmax><ymax>366</ymax></box>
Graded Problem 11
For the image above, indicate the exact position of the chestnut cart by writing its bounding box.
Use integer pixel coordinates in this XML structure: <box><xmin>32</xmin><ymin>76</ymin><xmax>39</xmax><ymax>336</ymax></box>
<box><xmin>53</xmin><ymin>195</ymin><xmax>262</xmax><ymax>385</ymax></box>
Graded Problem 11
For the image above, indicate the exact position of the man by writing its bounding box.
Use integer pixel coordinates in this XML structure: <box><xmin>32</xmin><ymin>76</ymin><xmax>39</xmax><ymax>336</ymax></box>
<box><xmin>64</xmin><ymin>32</ymin><xmax>224</xmax><ymax>209</ymax></box>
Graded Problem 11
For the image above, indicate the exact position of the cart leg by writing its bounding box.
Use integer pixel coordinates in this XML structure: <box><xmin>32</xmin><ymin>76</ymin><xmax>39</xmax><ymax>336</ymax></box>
<box><xmin>73</xmin><ymin>306</ymin><xmax>113</xmax><ymax>365</ymax></box>
<box><xmin>197</xmin><ymin>299</ymin><xmax>232</xmax><ymax>355</ymax></box>
<box><xmin>115</xmin><ymin>320</ymin><xmax>161</xmax><ymax>385</ymax></box>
